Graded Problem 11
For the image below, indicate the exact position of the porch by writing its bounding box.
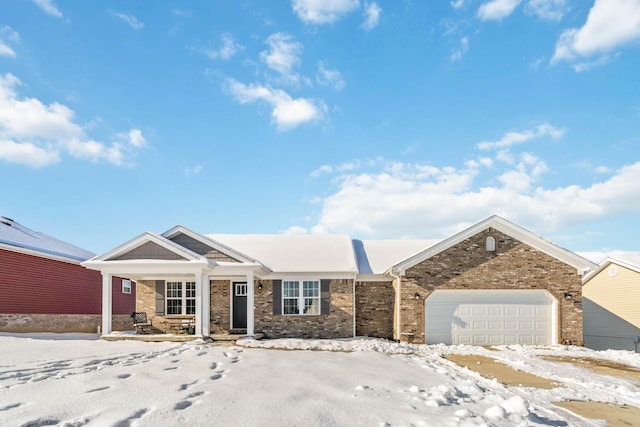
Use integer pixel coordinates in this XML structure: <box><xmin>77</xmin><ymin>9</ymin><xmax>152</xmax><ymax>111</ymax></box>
<box><xmin>100</xmin><ymin>330</ymin><xmax>264</xmax><ymax>342</ymax></box>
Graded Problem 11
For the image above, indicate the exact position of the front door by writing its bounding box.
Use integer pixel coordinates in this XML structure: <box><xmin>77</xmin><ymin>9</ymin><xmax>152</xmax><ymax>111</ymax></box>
<box><xmin>232</xmin><ymin>282</ymin><xmax>247</xmax><ymax>329</ymax></box>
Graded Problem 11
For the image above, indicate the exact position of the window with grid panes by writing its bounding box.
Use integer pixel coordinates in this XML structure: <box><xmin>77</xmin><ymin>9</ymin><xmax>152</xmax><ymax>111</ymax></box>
<box><xmin>282</xmin><ymin>280</ymin><xmax>319</xmax><ymax>315</ymax></box>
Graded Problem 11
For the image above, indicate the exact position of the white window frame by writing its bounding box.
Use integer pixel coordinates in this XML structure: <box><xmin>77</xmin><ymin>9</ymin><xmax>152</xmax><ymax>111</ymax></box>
<box><xmin>165</xmin><ymin>280</ymin><xmax>196</xmax><ymax>315</ymax></box>
<box><xmin>282</xmin><ymin>280</ymin><xmax>320</xmax><ymax>316</ymax></box>
<box><xmin>121</xmin><ymin>279</ymin><xmax>132</xmax><ymax>294</ymax></box>
<box><xmin>485</xmin><ymin>236</ymin><xmax>496</xmax><ymax>252</ymax></box>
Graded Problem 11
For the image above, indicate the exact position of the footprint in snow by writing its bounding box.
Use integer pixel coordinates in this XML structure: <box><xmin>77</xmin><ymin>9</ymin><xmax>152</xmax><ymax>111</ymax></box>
<box><xmin>0</xmin><ymin>402</ymin><xmax>22</xmax><ymax>411</ymax></box>
<box><xmin>19</xmin><ymin>418</ymin><xmax>60</xmax><ymax>426</ymax></box>
<box><xmin>87</xmin><ymin>386</ymin><xmax>110</xmax><ymax>393</ymax></box>
<box><xmin>117</xmin><ymin>373</ymin><xmax>131</xmax><ymax>379</ymax></box>
<box><xmin>178</xmin><ymin>380</ymin><xmax>199</xmax><ymax>391</ymax></box>
<box><xmin>113</xmin><ymin>408</ymin><xmax>149</xmax><ymax>427</ymax></box>
<box><xmin>163</xmin><ymin>367</ymin><xmax>178</xmax><ymax>371</ymax></box>
<box><xmin>174</xmin><ymin>401</ymin><xmax>192</xmax><ymax>410</ymax></box>
<box><xmin>210</xmin><ymin>373</ymin><xmax>223</xmax><ymax>380</ymax></box>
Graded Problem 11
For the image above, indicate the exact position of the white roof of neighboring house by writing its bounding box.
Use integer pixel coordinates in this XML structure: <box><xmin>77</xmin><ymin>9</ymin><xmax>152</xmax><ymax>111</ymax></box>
<box><xmin>0</xmin><ymin>216</ymin><xmax>95</xmax><ymax>262</ymax></box>
<box><xmin>353</xmin><ymin>239</ymin><xmax>440</xmax><ymax>275</ymax></box>
<box><xmin>208</xmin><ymin>234</ymin><xmax>359</xmax><ymax>273</ymax></box>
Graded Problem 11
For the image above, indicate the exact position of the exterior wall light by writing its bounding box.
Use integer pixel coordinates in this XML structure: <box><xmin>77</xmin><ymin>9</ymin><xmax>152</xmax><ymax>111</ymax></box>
<box><xmin>414</xmin><ymin>293</ymin><xmax>421</xmax><ymax>301</ymax></box>
<box><xmin>564</xmin><ymin>292</ymin><xmax>572</xmax><ymax>301</ymax></box>
<box><xmin>258</xmin><ymin>282</ymin><xmax>263</xmax><ymax>290</ymax></box>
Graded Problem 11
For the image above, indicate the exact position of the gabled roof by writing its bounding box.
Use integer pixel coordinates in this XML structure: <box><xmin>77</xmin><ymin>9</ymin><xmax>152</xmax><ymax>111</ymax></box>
<box><xmin>87</xmin><ymin>232</ymin><xmax>206</xmax><ymax>263</ymax></box>
<box><xmin>208</xmin><ymin>234</ymin><xmax>359</xmax><ymax>273</ymax></box>
<box><xmin>162</xmin><ymin>225</ymin><xmax>261</xmax><ymax>265</ymax></box>
<box><xmin>353</xmin><ymin>239</ymin><xmax>440</xmax><ymax>275</ymax></box>
<box><xmin>583</xmin><ymin>256</ymin><xmax>640</xmax><ymax>282</ymax></box>
<box><xmin>0</xmin><ymin>216</ymin><xmax>95</xmax><ymax>263</ymax></box>
<box><xmin>390</xmin><ymin>215</ymin><xmax>597</xmax><ymax>274</ymax></box>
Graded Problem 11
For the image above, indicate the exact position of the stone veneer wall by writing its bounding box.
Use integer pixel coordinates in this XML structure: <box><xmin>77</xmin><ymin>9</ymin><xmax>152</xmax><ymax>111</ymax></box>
<box><xmin>254</xmin><ymin>279</ymin><xmax>354</xmax><ymax>339</ymax></box>
<box><xmin>355</xmin><ymin>281</ymin><xmax>394</xmax><ymax>339</ymax></box>
<box><xmin>0</xmin><ymin>314</ymin><xmax>132</xmax><ymax>332</ymax></box>
<box><xmin>398</xmin><ymin>228</ymin><xmax>583</xmax><ymax>345</ymax></box>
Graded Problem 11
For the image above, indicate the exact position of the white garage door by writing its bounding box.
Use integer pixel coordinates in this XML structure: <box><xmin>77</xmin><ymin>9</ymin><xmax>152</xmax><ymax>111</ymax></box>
<box><xmin>425</xmin><ymin>289</ymin><xmax>555</xmax><ymax>346</ymax></box>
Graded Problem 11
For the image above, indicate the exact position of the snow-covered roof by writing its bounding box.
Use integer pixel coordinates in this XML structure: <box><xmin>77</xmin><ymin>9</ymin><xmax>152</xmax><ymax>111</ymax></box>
<box><xmin>353</xmin><ymin>239</ymin><xmax>440</xmax><ymax>275</ymax></box>
<box><xmin>207</xmin><ymin>234</ymin><xmax>359</xmax><ymax>273</ymax></box>
<box><xmin>0</xmin><ymin>216</ymin><xmax>95</xmax><ymax>262</ymax></box>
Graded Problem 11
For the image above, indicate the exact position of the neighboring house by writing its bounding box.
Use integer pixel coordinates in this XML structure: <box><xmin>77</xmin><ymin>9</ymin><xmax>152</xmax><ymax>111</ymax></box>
<box><xmin>83</xmin><ymin>215</ymin><xmax>596</xmax><ymax>345</ymax></box>
<box><xmin>0</xmin><ymin>216</ymin><xmax>135</xmax><ymax>332</ymax></box>
<box><xmin>582</xmin><ymin>257</ymin><xmax>640</xmax><ymax>351</ymax></box>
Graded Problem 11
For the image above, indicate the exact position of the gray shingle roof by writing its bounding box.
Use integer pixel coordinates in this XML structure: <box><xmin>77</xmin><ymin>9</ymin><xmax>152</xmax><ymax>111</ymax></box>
<box><xmin>0</xmin><ymin>216</ymin><xmax>95</xmax><ymax>262</ymax></box>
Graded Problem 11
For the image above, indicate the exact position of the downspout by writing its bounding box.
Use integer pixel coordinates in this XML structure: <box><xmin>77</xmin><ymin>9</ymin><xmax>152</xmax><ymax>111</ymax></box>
<box><xmin>352</xmin><ymin>274</ymin><xmax>357</xmax><ymax>338</ymax></box>
<box><xmin>390</xmin><ymin>269</ymin><xmax>402</xmax><ymax>341</ymax></box>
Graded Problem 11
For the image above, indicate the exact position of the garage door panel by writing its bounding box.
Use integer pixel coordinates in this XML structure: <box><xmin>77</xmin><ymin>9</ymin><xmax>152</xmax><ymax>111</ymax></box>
<box><xmin>425</xmin><ymin>290</ymin><xmax>554</xmax><ymax>346</ymax></box>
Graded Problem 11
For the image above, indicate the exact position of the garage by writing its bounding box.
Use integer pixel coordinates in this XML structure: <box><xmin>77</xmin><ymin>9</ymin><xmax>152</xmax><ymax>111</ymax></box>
<box><xmin>424</xmin><ymin>289</ymin><xmax>556</xmax><ymax>345</ymax></box>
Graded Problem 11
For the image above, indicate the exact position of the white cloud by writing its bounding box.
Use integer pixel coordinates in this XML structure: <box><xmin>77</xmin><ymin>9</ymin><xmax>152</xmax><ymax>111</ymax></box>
<box><xmin>477</xmin><ymin>123</ymin><xmax>565</xmax><ymax>150</ymax></box>
<box><xmin>0</xmin><ymin>73</ymin><xmax>147</xmax><ymax>168</ymax></box>
<box><xmin>292</xmin><ymin>0</ymin><xmax>360</xmax><ymax>24</ymax></box>
<box><xmin>184</xmin><ymin>164</ymin><xmax>202</xmax><ymax>176</ymax></box>
<box><xmin>206</xmin><ymin>34</ymin><xmax>244</xmax><ymax>60</ymax></box>
<box><xmin>305</xmin><ymin>158</ymin><xmax>640</xmax><ymax>240</ymax></box>
<box><xmin>361</xmin><ymin>2</ymin><xmax>382</xmax><ymax>30</ymax></box>
<box><xmin>552</xmin><ymin>0</ymin><xmax>640</xmax><ymax>68</ymax></box>
<box><xmin>450</xmin><ymin>36</ymin><xmax>469</xmax><ymax>62</ymax></box>
<box><xmin>112</xmin><ymin>12</ymin><xmax>144</xmax><ymax>30</ymax></box>
<box><xmin>225</xmin><ymin>78</ymin><xmax>326</xmax><ymax>131</ymax></box>
<box><xmin>477</xmin><ymin>0</ymin><xmax>522</xmax><ymax>21</ymax></box>
<box><xmin>282</xmin><ymin>225</ymin><xmax>309</xmax><ymax>234</ymax></box>
<box><xmin>316</xmin><ymin>62</ymin><xmax>345</xmax><ymax>90</ymax></box>
<box><xmin>525</xmin><ymin>0</ymin><xmax>568</xmax><ymax>21</ymax></box>
<box><xmin>311</xmin><ymin>164</ymin><xmax>334</xmax><ymax>177</ymax></box>
<box><xmin>33</xmin><ymin>0</ymin><xmax>63</xmax><ymax>18</ymax></box>
<box><xmin>451</xmin><ymin>0</ymin><xmax>466</xmax><ymax>9</ymax></box>
<box><xmin>595</xmin><ymin>165</ymin><xmax>611</xmax><ymax>173</ymax></box>
<box><xmin>260</xmin><ymin>33</ymin><xmax>304</xmax><ymax>84</ymax></box>
<box><xmin>0</xmin><ymin>27</ymin><xmax>19</xmax><ymax>58</ymax></box>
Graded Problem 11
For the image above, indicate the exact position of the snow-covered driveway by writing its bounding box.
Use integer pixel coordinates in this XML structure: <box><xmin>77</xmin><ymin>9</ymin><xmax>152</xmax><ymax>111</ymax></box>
<box><xmin>1</xmin><ymin>334</ymin><xmax>639</xmax><ymax>426</ymax></box>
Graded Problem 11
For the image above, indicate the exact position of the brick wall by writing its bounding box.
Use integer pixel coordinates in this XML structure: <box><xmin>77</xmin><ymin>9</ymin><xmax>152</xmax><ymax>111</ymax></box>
<box><xmin>210</xmin><ymin>280</ymin><xmax>231</xmax><ymax>334</ymax></box>
<box><xmin>399</xmin><ymin>228</ymin><xmax>583</xmax><ymax>344</ymax></box>
<box><xmin>0</xmin><ymin>313</ymin><xmax>132</xmax><ymax>332</ymax></box>
<box><xmin>355</xmin><ymin>281</ymin><xmax>394</xmax><ymax>339</ymax></box>
<box><xmin>254</xmin><ymin>279</ymin><xmax>354</xmax><ymax>339</ymax></box>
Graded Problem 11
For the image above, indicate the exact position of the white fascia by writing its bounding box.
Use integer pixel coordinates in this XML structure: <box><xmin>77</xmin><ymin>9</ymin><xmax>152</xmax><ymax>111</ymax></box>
<box><xmin>0</xmin><ymin>242</ymin><xmax>84</xmax><ymax>265</ymax></box>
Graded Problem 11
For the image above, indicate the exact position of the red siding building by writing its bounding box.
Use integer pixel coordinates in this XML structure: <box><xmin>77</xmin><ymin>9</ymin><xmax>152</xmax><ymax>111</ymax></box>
<box><xmin>0</xmin><ymin>216</ymin><xmax>135</xmax><ymax>332</ymax></box>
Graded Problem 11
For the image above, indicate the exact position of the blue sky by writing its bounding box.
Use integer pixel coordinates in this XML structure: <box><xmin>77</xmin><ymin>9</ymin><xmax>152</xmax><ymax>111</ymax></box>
<box><xmin>1</xmin><ymin>0</ymin><xmax>639</xmax><ymax>261</ymax></box>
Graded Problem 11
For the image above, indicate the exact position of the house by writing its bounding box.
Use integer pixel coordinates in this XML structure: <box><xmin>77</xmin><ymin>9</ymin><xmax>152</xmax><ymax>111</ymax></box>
<box><xmin>0</xmin><ymin>216</ymin><xmax>135</xmax><ymax>332</ymax></box>
<box><xmin>82</xmin><ymin>215</ymin><xmax>596</xmax><ymax>345</ymax></box>
<box><xmin>582</xmin><ymin>257</ymin><xmax>640</xmax><ymax>351</ymax></box>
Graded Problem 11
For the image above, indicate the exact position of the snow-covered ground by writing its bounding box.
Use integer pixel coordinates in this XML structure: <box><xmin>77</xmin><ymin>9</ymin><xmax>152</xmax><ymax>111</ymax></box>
<box><xmin>1</xmin><ymin>333</ymin><xmax>639</xmax><ymax>426</ymax></box>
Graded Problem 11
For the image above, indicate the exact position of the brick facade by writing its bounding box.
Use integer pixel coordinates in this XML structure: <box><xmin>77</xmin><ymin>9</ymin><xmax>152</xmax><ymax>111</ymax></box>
<box><xmin>398</xmin><ymin>228</ymin><xmax>583</xmax><ymax>344</ymax></box>
<box><xmin>255</xmin><ymin>279</ymin><xmax>354</xmax><ymax>339</ymax></box>
<box><xmin>210</xmin><ymin>280</ymin><xmax>231</xmax><ymax>334</ymax></box>
<box><xmin>355</xmin><ymin>281</ymin><xmax>394</xmax><ymax>339</ymax></box>
<box><xmin>137</xmin><ymin>278</ymin><xmax>354</xmax><ymax>338</ymax></box>
<box><xmin>0</xmin><ymin>313</ymin><xmax>132</xmax><ymax>332</ymax></box>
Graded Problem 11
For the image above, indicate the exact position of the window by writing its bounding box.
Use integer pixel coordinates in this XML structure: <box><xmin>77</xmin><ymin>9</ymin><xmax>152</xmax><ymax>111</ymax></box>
<box><xmin>122</xmin><ymin>279</ymin><xmax>132</xmax><ymax>294</ymax></box>
<box><xmin>485</xmin><ymin>236</ymin><xmax>496</xmax><ymax>252</ymax></box>
<box><xmin>282</xmin><ymin>280</ymin><xmax>319</xmax><ymax>315</ymax></box>
<box><xmin>235</xmin><ymin>283</ymin><xmax>247</xmax><ymax>296</ymax></box>
<box><xmin>166</xmin><ymin>281</ymin><xmax>196</xmax><ymax>315</ymax></box>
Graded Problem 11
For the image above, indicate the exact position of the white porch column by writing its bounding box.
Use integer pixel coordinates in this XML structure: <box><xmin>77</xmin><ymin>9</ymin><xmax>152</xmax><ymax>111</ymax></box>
<box><xmin>101</xmin><ymin>273</ymin><xmax>112</xmax><ymax>335</ymax></box>
<box><xmin>246</xmin><ymin>271</ymin><xmax>255</xmax><ymax>336</ymax></box>
<box><xmin>195</xmin><ymin>271</ymin><xmax>204</xmax><ymax>336</ymax></box>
